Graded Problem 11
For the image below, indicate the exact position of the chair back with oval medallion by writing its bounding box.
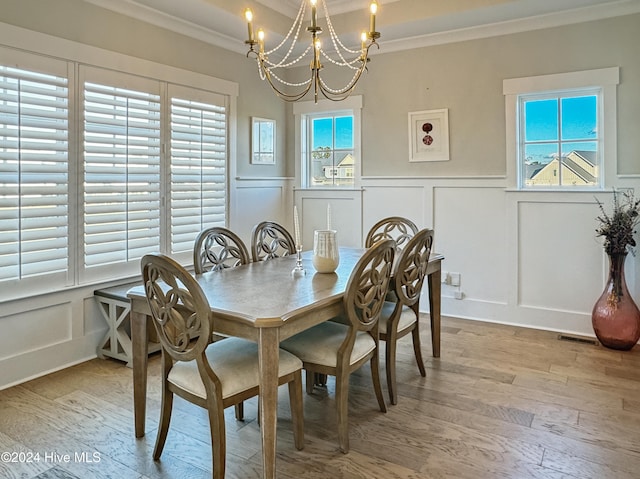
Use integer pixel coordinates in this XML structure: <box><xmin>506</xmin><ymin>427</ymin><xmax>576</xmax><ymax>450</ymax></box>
<box><xmin>251</xmin><ymin>221</ymin><xmax>296</xmax><ymax>262</ymax></box>
<box><xmin>365</xmin><ymin>216</ymin><xmax>419</xmax><ymax>251</ymax></box>
<box><xmin>193</xmin><ymin>226</ymin><xmax>250</xmax><ymax>274</ymax></box>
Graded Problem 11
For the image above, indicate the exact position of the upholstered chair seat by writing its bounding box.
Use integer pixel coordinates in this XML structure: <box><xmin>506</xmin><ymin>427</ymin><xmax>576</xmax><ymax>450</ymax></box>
<box><xmin>169</xmin><ymin>337</ymin><xmax>302</xmax><ymax>399</ymax></box>
<box><xmin>378</xmin><ymin>302</ymin><xmax>417</xmax><ymax>336</ymax></box>
<box><xmin>281</xmin><ymin>322</ymin><xmax>376</xmax><ymax>369</ymax></box>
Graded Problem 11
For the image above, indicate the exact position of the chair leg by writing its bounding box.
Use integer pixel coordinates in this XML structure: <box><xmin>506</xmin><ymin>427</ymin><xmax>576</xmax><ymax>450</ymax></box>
<box><xmin>315</xmin><ymin>373</ymin><xmax>327</xmax><ymax>387</ymax></box>
<box><xmin>428</xmin><ymin>275</ymin><xmax>441</xmax><ymax>358</ymax></box>
<box><xmin>411</xmin><ymin>325</ymin><xmax>427</xmax><ymax>377</ymax></box>
<box><xmin>305</xmin><ymin>369</ymin><xmax>314</xmax><ymax>394</ymax></box>
<box><xmin>335</xmin><ymin>372</ymin><xmax>350</xmax><ymax>454</ymax></box>
<box><xmin>234</xmin><ymin>402</ymin><xmax>244</xmax><ymax>421</ymax></box>
<box><xmin>208</xmin><ymin>404</ymin><xmax>227</xmax><ymax>479</ymax></box>
<box><xmin>288</xmin><ymin>370</ymin><xmax>305</xmax><ymax>451</ymax></box>
<box><xmin>370</xmin><ymin>351</ymin><xmax>387</xmax><ymax>413</ymax></box>
<box><xmin>153</xmin><ymin>387</ymin><xmax>173</xmax><ymax>460</ymax></box>
<box><xmin>385</xmin><ymin>334</ymin><xmax>399</xmax><ymax>406</ymax></box>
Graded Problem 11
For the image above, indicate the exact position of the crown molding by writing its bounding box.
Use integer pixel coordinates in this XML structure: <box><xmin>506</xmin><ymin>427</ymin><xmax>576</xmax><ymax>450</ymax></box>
<box><xmin>83</xmin><ymin>0</ymin><xmax>247</xmax><ymax>55</ymax></box>
<box><xmin>256</xmin><ymin>0</ymin><xmax>400</xmax><ymax>18</ymax></box>
<box><xmin>377</xmin><ymin>0</ymin><xmax>640</xmax><ymax>55</ymax></box>
<box><xmin>82</xmin><ymin>0</ymin><xmax>640</xmax><ymax>58</ymax></box>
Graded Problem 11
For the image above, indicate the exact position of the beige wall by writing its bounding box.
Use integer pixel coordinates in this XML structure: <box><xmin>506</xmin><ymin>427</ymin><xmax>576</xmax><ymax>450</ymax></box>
<box><xmin>341</xmin><ymin>13</ymin><xmax>640</xmax><ymax>177</ymax></box>
<box><xmin>5</xmin><ymin>2</ymin><xmax>637</xmax><ymax>179</ymax></box>
<box><xmin>0</xmin><ymin>0</ymin><xmax>289</xmax><ymax>178</ymax></box>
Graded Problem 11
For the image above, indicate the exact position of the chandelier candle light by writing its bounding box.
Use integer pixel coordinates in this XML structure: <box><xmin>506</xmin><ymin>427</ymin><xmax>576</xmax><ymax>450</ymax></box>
<box><xmin>244</xmin><ymin>0</ymin><xmax>380</xmax><ymax>103</ymax></box>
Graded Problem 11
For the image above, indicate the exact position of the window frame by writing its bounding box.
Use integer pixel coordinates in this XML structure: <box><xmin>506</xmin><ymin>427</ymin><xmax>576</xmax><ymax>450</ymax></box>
<box><xmin>293</xmin><ymin>96</ymin><xmax>362</xmax><ymax>189</ymax></box>
<box><xmin>0</xmin><ymin>29</ymin><xmax>238</xmax><ymax>302</ymax></box>
<box><xmin>504</xmin><ymin>68</ymin><xmax>619</xmax><ymax>191</ymax></box>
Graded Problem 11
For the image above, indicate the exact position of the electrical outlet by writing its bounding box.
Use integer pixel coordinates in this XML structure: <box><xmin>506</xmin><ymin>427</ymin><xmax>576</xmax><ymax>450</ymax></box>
<box><xmin>450</xmin><ymin>272</ymin><xmax>461</xmax><ymax>287</ymax></box>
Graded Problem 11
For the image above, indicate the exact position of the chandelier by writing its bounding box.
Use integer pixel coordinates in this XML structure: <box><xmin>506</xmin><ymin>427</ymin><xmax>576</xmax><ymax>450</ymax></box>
<box><xmin>244</xmin><ymin>0</ymin><xmax>380</xmax><ymax>103</ymax></box>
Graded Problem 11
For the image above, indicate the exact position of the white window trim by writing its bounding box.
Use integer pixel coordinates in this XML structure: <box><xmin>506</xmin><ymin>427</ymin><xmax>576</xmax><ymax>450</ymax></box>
<box><xmin>0</xmin><ymin>22</ymin><xmax>238</xmax><ymax>301</ymax></box>
<box><xmin>503</xmin><ymin>67</ymin><xmax>619</xmax><ymax>191</ymax></box>
<box><xmin>293</xmin><ymin>95</ymin><xmax>362</xmax><ymax>189</ymax></box>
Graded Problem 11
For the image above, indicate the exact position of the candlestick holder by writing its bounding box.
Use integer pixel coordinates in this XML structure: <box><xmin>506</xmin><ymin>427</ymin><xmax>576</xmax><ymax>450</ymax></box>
<box><xmin>291</xmin><ymin>246</ymin><xmax>306</xmax><ymax>277</ymax></box>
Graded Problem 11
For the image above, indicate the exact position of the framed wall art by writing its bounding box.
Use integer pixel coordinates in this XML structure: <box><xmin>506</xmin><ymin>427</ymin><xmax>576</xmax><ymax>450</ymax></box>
<box><xmin>251</xmin><ymin>117</ymin><xmax>276</xmax><ymax>164</ymax></box>
<box><xmin>408</xmin><ymin>109</ymin><xmax>449</xmax><ymax>162</ymax></box>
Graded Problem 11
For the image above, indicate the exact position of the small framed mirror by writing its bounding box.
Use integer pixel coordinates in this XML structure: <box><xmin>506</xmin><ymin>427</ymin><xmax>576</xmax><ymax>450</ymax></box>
<box><xmin>251</xmin><ymin>117</ymin><xmax>276</xmax><ymax>164</ymax></box>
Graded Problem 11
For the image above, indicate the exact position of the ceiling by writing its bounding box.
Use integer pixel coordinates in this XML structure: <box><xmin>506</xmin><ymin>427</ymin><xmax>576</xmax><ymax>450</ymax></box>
<box><xmin>83</xmin><ymin>0</ymin><xmax>640</xmax><ymax>55</ymax></box>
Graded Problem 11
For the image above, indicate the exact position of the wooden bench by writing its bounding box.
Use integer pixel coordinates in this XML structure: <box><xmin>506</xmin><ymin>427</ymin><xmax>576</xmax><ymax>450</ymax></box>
<box><xmin>94</xmin><ymin>281</ymin><xmax>160</xmax><ymax>367</ymax></box>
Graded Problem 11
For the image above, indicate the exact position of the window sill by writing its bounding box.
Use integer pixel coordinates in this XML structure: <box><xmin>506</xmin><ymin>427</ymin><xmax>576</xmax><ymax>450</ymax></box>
<box><xmin>506</xmin><ymin>187</ymin><xmax>606</xmax><ymax>193</ymax></box>
<box><xmin>294</xmin><ymin>186</ymin><xmax>365</xmax><ymax>192</ymax></box>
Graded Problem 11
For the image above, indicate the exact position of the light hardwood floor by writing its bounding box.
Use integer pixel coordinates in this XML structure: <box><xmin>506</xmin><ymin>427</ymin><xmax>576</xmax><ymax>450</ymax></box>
<box><xmin>2</xmin><ymin>316</ymin><xmax>640</xmax><ymax>479</ymax></box>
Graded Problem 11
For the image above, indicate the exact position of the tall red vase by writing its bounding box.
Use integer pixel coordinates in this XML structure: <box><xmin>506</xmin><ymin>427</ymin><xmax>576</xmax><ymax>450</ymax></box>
<box><xmin>592</xmin><ymin>253</ymin><xmax>640</xmax><ymax>350</ymax></box>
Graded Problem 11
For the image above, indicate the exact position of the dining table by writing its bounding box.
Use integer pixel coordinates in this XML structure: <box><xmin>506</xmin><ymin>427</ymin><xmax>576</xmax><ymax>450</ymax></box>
<box><xmin>127</xmin><ymin>247</ymin><xmax>443</xmax><ymax>479</ymax></box>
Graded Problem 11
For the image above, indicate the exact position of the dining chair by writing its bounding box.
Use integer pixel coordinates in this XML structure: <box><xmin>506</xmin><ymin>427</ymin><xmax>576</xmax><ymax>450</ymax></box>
<box><xmin>141</xmin><ymin>253</ymin><xmax>304</xmax><ymax>479</ymax></box>
<box><xmin>193</xmin><ymin>226</ymin><xmax>251</xmax><ymax>421</ymax></box>
<box><xmin>365</xmin><ymin>216</ymin><xmax>419</xmax><ymax>250</ymax></box>
<box><xmin>193</xmin><ymin>226</ymin><xmax>250</xmax><ymax>274</ymax></box>
<box><xmin>250</xmin><ymin>220</ymin><xmax>296</xmax><ymax>262</ymax></box>
<box><xmin>280</xmin><ymin>239</ymin><xmax>396</xmax><ymax>453</ymax></box>
<box><xmin>379</xmin><ymin>228</ymin><xmax>434</xmax><ymax>405</ymax></box>
<box><xmin>365</xmin><ymin>216</ymin><xmax>420</xmax><ymax>304</ymax></box>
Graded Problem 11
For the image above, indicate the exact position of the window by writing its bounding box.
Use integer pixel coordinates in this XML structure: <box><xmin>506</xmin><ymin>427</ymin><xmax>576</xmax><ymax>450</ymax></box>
<box><xmin>169</xmin><ymin>87</ymin><xmax>227</xmax><ymax>255</ymax></box>
<box><xmin>294</xmin><ymin>96</ymin><xmax>362</xmax><ymax>188</ymax></box>
<box><xmin>308</xmin><ymin>114</ymin><xmax>354</xmax><ymax>187</ymax></box>
<box><xmin>0</xmin><ymin>55</ymin><xmax>71</xmax><ymax>290</ymax></box>
<box><xmin>519</xmin><ymin>91</ymin><xmax>599</xmax><ymax>187</ymax></box>
<box><xmin>82</xmin><ymin>72</ymin><xmax>162</xmax><ymax>276</ymax></box>
<box><xmin>0</xmin><ymin>44</ymin><xmax>235</xmax><ymax>300</ymax></box>
<box><xmin>504</xmin><ymin>68</ymin><xmax>619</xmax><ymax>190</ymax></box>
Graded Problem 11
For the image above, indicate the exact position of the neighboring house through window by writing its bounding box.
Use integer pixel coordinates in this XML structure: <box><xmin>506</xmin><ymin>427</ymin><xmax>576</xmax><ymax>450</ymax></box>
<box><xmin>504</xmin><ymin>68</ymin><xmax>619</xmax><ymax>190</ymax></box>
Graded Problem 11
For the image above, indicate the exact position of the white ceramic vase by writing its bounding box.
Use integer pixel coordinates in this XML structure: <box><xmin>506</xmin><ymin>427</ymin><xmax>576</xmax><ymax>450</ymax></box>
<box><xmin>312</xmin><ymin>229</ymin><xmax>339</xmax><ymax>273</ymax></box>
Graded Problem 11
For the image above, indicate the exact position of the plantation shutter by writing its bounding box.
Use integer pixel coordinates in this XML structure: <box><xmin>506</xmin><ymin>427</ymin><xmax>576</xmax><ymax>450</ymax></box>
<box><xmin>0</xmin><ymin>60</ymin><xmax>69</xmax><ymax>285</ymax></box>
<box><xmin>81</xmin><ymin>68</ymin><xmax>161</xmax><ymax>280</ymax></box>
<box><xmin>169</xmin><ymin>85</ymin><xmax>227</xmax><ymax>255</ymax></box>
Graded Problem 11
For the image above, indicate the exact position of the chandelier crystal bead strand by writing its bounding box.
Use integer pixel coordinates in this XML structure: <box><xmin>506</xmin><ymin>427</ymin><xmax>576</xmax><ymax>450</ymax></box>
<box><xmin>244</xmin><ymin>0</ymin><xmax>380</xmax><ymax>103</ymax></box>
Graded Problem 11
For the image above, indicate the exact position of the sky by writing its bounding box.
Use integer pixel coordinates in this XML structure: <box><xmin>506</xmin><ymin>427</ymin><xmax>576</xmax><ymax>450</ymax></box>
<box><xmin>312</xmin><ymin>116</ymin><xmax>354</xmax><ymax>151</ymax></box>
<box><xmin>523</xmin><ymin>94</ymin><xmax>597</xmax><ymax>164</ymax></box>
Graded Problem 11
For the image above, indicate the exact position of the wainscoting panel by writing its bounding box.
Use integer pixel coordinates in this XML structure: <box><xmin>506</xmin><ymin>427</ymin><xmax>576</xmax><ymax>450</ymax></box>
<box><xmin>0</xmin><ymin>302</ymin><xmax>72</xmax><ymax>361</ymax></box>
<box><xmin>0</xmin><ymin>285</ymin><xmax>109</xmax><ymax>389</ymax></box>
<box><xmin>517</xmin><ymin>199</ymin><xmax>604</xmax><ymax>313</ymax></box>
<box><xmin>362</xmin><ymin>185</ymin><xmax>428</xmax><ymax>240</ymax></box>
<box><xmin>297</xmin><ymin>190</ymin><xmax>363</xmax><ymax>248</ymax></box>
<box><xmin>232</xmin><ymin>179</ymin><xmax>293</xmax><ymax>246</ymax></box>
<box><xmin>359</xmin><ymin>178</ymin><xmax>640</xmax><ymax>337</ymax></box>
<box><xmin>433</xmin><ymin>186</ymin><xmax>508</xmax><ymax>304</ymax></box>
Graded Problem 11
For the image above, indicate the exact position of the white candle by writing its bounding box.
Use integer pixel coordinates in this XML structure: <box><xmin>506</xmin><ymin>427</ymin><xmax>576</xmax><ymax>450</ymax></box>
<box><xmin>327</xmin><ymin>203</ymin><xmax>331</xmax><ymax>230</ymax></box>
<box><xmin>311</xmin><ymin>0</ymin><xmax>317</xmax><ymax>29</ymax></box>
<box><xmin>369</xmin><ymin>1</ymin><xmax>377</xmax><ymax>34</ymax></box>
<box><xmin>294</xmin><ymin>205</ymin><xmax>301</xmax><ymax>247</ymax></box>
<box><xmin>245</xmin><ymin>8</ymin><xmax>254</xmax><ymax>43</ymax></box>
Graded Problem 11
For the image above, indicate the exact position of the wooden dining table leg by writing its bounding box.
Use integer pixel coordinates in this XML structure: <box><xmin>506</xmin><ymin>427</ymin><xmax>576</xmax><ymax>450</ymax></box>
<box><xmin>130</xmin><ymin>300</ymin><xmax>148</xmax><ymax>438</ymax></box>
<box><xmin>427</xmin><ymin>265</ymin><xmax>441</xmax><ymax>358</ymax></box>
<box><xmin>258</xmin><ymin>327</ymin><xmax>280</xmax><ymax>479</ymax></box>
